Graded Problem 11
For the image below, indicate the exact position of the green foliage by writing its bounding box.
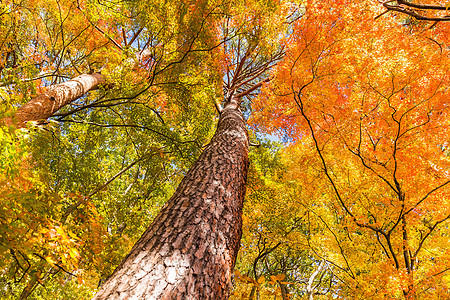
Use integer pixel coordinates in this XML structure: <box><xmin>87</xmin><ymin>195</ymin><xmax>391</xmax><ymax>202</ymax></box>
<box><xmin>0</xmin><ymin>0</ymin><xmax>224</xmax><ymax>297</ymax></box>
<box><xmin>232</xmin><ymin>140</ymin><xmax>333</xmax><ymax>299</ymax></box>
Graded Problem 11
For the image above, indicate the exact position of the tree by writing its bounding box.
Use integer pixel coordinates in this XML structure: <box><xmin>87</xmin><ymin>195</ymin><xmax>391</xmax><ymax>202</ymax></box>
<box><xmin>1</xmin><ymin>0</ymin><xmax>289</xmax><ymax>298</ymax></box>
<box><xmin>231</xmin><ymin>140</ymin><xmax>338</xmax><ymax>300</ymax></box>
<box><xmin>92</xmin><ymin>20</ymin><xmax>286</xmax><ymax>296</ymax></box>
<box><xmin>93</xmin><ymin>90</ymin><xmax>249</xmax><ymax>299</ymax></box>
<box><xmin>252</xmin><ymin>0</ymin><xmax>450</xmax><ymax>298</ymax></box>
<box><xmin>3</xmin><ymin>73</ymin><xmax>105</xmax><ymax>127</ymax></box>
<box><xmin>2</xmin><ymin>0</ymin><xmax>450</xmax><ymax>298</ymax></box>
<box><xmin>1</xmin><ymin>0</ymin><xmax>229</xmax><ymax>297</ymax></box>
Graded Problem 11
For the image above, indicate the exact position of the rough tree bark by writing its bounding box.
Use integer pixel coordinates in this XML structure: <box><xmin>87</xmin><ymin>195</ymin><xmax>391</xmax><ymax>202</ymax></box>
<box><xmin>3</xmin><ymin>73</ymin><xmax>105</xmax><ymax>127</ymax></box>
<box><xmin>93</xmin><ymin>96</ymin><xmax>249</xmax><ymax>299</ymax></box>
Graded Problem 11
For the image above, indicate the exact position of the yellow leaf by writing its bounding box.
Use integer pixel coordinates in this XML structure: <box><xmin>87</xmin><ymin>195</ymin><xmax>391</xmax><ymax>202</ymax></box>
<box><xmin>275</xmin><ymin>274</ymin><xmax>286</xmax><ymax>281</ymax></box>
<box><xmin>68</xmin><ymin>248</ymin><xmax>80</xmax><ymax>260</ymax></box>
<box><xmin>68</xmin><ymin>230</ymin><xmax>79</xmax><ymax>240</ymax></box>
<box><xmin>45</xmin><ymin>256</ymin><xmax>56</xmax><ymax>265</ymax></box>
<box><xmin>242</xmin><ymin>275</ymin><xmax>256</xmax><ymax>285</ymax></box>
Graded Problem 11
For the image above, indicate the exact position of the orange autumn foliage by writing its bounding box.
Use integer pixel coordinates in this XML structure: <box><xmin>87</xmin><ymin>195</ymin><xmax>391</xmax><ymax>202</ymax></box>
<box><xmin>251</xmin><ymin>0</ymin><xmax>450</xmax><ymax>298</ymax></box>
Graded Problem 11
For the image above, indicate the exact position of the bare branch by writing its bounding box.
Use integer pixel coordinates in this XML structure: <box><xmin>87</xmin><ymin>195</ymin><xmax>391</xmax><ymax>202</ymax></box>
<box><xmin>235</xmin><ymin>77</ymin><xmax>270</xmax><ymax>99</ymax></box>
<box><xmin>396</xmin><ymin>0</ymin><xmax>450</xmax><ymax>11</ymax></box>
<box><xmin>381</xmin><ymin>1</ymin><xmax>450</xmax><ymax>22</ymax></box>
<box><xmin>413</xmin><ymin>213</ymin><xmax>450</xmax><ymax>259</ymax></box>
<box><xmin>214</xmin><ymin>98</ymin><xmax>223</xmax><ymax>113</ymax></box>
<box><xmin>128</xmin><ymin>27</ymin><xmax>144</xmax><ymax>46</ymax></box>
<box><xmin>405</xmin><ymin>179</ymin><xmax>450</xmax><ymax>215</ymax></box>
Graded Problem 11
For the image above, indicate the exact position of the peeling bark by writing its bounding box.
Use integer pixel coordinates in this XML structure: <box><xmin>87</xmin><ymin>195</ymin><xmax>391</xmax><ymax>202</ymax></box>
<box><xmin>93</xmin><ymin>99</ymin><xmax>249</xmax><ymax>299</ymax></box>
<box><xmin>4</xmin><ymin>73</ymin><xmax>105</xmax><ymax>127</ymax></box>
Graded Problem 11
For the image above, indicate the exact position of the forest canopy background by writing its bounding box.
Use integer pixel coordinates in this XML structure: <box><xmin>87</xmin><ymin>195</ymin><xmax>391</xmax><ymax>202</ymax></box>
<box><xmin>0</xmin><ymin>0</ymin><xmax>449</xmax><ymax>299</ymax></box>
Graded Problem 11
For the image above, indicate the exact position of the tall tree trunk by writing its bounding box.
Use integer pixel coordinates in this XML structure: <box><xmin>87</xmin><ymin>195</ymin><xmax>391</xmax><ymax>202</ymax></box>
<box><xmin>4</xmin><ymin>73</ymin><xmax>105</xmax><ymax>127</ymax></box>
<box><xmin>93</xmin><ymin>97</ymin><xmax>249</xmax><ymax>299</ymax></box>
